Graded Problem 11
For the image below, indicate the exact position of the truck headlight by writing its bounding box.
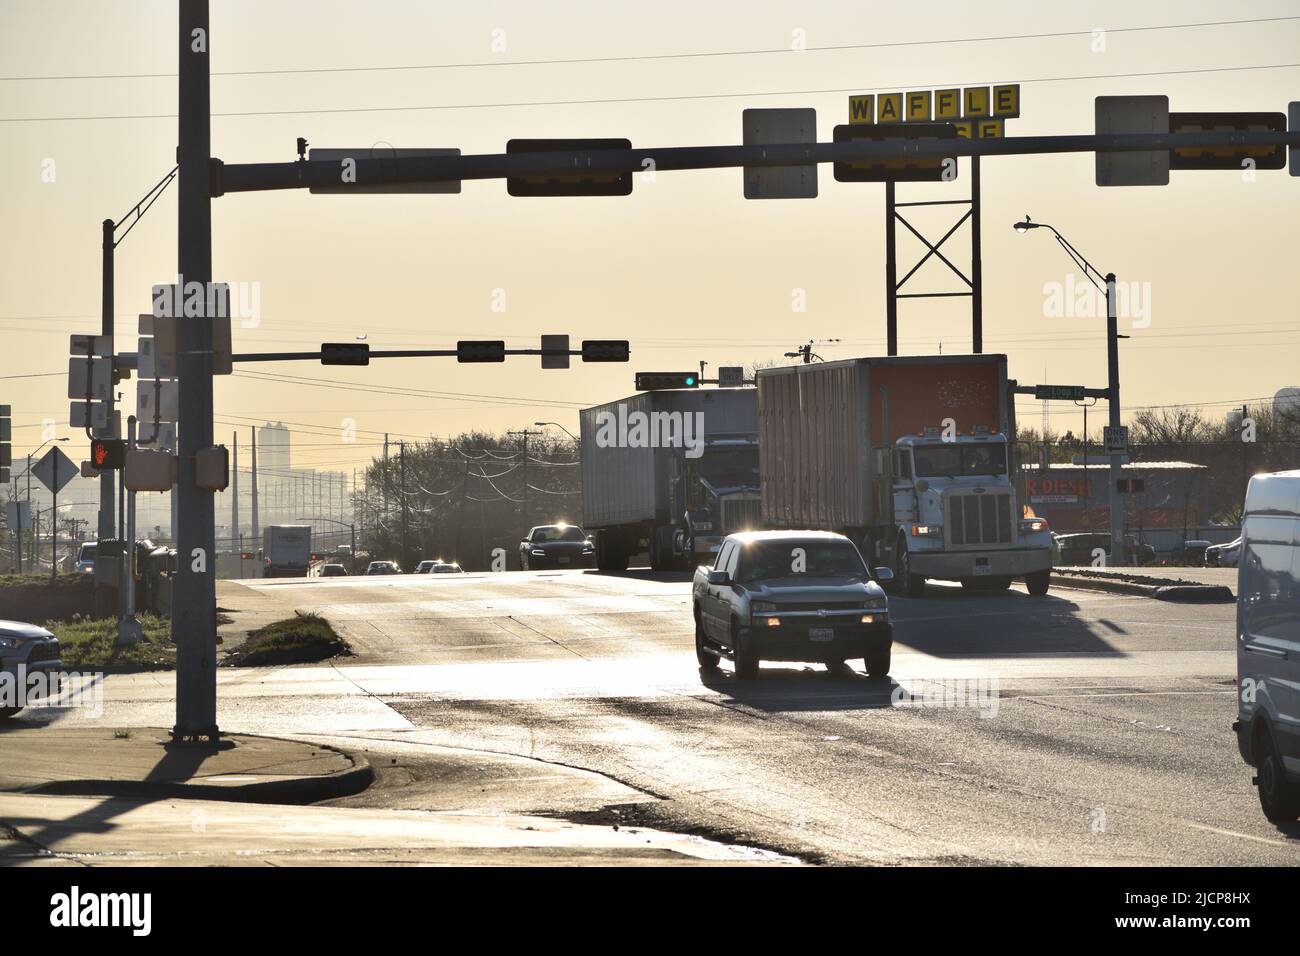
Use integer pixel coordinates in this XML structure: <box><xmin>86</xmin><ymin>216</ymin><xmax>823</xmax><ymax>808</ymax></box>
<box><xmin>862</xmin><ymin>600</ymin><xmax>887</xmax><ymax>611</ymax></box>
<box><xmin>752</xmin><ymin>601</ymin><xmax>777</xmax><ymax>613</ymax></box>
<box><xmin>1020</xmin><ymin>518</ymin><xmax>1049</xmax><ymax>533</ymax></box>
<box><xmin>694</xmin><ymin>522</ymin><xmax>714</xmax><ymax>532</ymax></box>
<box><xmin>0</xmin><ymin>637</ymin><xmax>24</xmax><ymax>651</ymax></box>
<box><xmin>911</xmin><ymin>525</ymin><xmax>941</xmax><ymax>537</ymax></box>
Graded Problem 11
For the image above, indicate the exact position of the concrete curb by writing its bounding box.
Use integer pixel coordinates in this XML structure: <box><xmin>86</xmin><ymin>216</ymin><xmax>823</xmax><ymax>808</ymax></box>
<box><xmin>1051</xmin><ymin>572</ymin><xmax>1234</xmax><ymax>603</ymax></box>
<box><xmin>19</xmin><ymin>738</ymin><xmax>374</xmax><ymax>806</ymax></box>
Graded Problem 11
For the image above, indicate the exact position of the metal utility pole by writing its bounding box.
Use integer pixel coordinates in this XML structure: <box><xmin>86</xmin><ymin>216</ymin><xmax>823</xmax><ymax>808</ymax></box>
<box><xmin>231</xmin><ymin>430</ymin><xmax>238</xmax><ymax>550</ymax></box>
<box><xmin>250</xmin><ymin>425</ymin><xmax>259</xmax><ymax>544</ymax></box>
<box><xmin>173</xmin><ymin>0</ymin><xmax>218</xmax><ymax>742</ymax></box>
<box><xmin>397</xmin><ymin>441</ymin><xmax>408</xmax><ymax>570</ymax></box>
<box><xmin>1104</xmin><ymin>272</ymin><xmax>1123</xmax><ymax>567</ymax></box>
<box><xmin>49</xmin><ymin>453</ymin><xmax>59</xmax><ymax>577</ymax></box>
<box><xmin>100</xmin><ymin>218</ymin><xmax>116</xmax><ymax>543</ymax></box>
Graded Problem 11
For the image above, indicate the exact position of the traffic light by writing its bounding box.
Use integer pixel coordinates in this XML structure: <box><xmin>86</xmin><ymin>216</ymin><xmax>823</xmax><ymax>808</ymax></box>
<box><xmin>581</xmin><ymin>340</ymin><xmax>630</xmax><ymax>362</ymax></box>
<box><xmin>321</xmin><ymin>343</ymin><xmax>370</xmax><ymax>366</ymax></box>
<box><xmin>1168</xmin><ymin>112</ymin><xmax>1286</xmax><ymax>170</ymax></box>
<box><xmin>833</xmin><ymin>122</ymin><xmax>958</xmax><ymax>182</ymax></box>
<box><xmin>506</xmin><ymin>139</ymin><xmax>634</xmax><ymax>196</ymax></box>
<box><xmin>635</xmin><ymin>372</ymin><xmax>698</xmax><ymax>391</ymax></box>
<box><xmin>89</xmin><ymin>437</ymin><xmax>125</xmax><ymax>471</ymax></box>
<box><xmin>457</xmin><ymin>340</ymin><xmax>506</xmax><ymax>363</ymax></box>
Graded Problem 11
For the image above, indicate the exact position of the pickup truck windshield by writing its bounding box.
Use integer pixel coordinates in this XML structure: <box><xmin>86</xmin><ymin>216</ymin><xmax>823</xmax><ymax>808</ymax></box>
<box><xmin>736</xmin><ymin>541</ymin><xmax>867</xmax><ymax>583</ymax></box>
<box><xmin>913</xmin><ymin>443</ymin><xmax>1007</xmax><ymax>478</ymax></box>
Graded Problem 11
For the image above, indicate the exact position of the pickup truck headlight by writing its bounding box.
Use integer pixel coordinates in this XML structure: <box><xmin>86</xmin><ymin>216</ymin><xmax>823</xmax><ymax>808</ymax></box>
<box><xmin>752</xmin><ymin>601</ymin><xmax>777</xmax><ymax>613</ymax></box>
<box><xmin>911</xmin><ymin>525</ymin><xmax>941</xmax><ymax>537</ymax></box>
<box><xmin>1019</xmin><ymin>518</ymin><xmax>1049</xmax><ymax>533</ymax></box>
<box><xmin>862</xmin><ymin>600</ymin><xmax>887</xmax><ymax>611</ymax></box>
<box><xmin>0</xmin><ymin>636</ymin><xmax>25</xmax><ymax>651</ymax></box>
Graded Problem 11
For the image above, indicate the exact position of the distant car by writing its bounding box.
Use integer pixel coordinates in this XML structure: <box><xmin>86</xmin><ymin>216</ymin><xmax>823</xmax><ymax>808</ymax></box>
<box><xmin>519</xmin><ymin>524</ymin><xmax>595</xmax><ymax>570</ymax></box>
<box><xmin>0</xmin><ymin>620</ymin><xmax>62</xmax><ymax>719</ymax></box>
<box><xmin>364</xmin><ymin>560</ymin><xmax>400</xmax><ymax>575</ymax></box>
<box><xmin>429</xmin><ymin>562</ymin><xmax>464</xmax><ymax>574</ymax></box>
<box><xmin>415</xmin><ymin>560</ymin><xmax>437</xmax><ymax>574</ymax></box>
<box><xmin>1235</xmin><ymin>471</ymin><xmax>1300</xmax><ymax>822</ymax></box>
<box><xmin>319</xmin><ymin>563</ymin><xmax>348</xmax><ymax>577</ymax></box>
<box><xmin>1204</xmin><ymin>537</ymin><xmax>1241</xmax><ymax>568</ymax></box>
<box><xmin>691</xmin><ymin>530</ymin><xmax>893</xmax><ymax>679</ymax></box>
<box><xmin>1053</xmin><ymin>532</ymin><xmax>1154</xmax><ymax>567</ymax></box>
<box><xmin>74</xmin><ymin>542</ymin><xmax>96</xmax><ymax>574</ymax></box>
<box><xmin>1180</xmin><ymin>539</ymin><xmax>1212</xmax><ymax>567</ymax></box>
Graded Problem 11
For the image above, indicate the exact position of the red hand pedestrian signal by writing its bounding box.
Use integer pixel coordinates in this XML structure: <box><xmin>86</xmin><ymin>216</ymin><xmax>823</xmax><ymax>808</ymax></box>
<box><xmin>89</xmin><ymin>438</ymin><xmax>125</xmax><ymax>471</ymax></box>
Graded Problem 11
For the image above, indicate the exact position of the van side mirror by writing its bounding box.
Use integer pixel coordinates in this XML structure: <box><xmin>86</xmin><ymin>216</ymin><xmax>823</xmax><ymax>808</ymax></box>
<box><xmin>873</xmin><ymin>567</ymin><xmax>895</xmax><ymax>582</ymax></box>
<box><xmin>707</xmin><ymin>569</ymin><xmax>730</xmax><ymax>586</ymax></box>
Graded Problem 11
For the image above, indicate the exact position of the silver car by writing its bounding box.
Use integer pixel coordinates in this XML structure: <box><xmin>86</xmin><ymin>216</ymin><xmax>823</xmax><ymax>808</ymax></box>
<box><xmin>0</xmin><ymin>620</ymin><xmax>62</xmax><ymax>719</ymax></box>
<box><xmin>1205</xmin><ymin>537</ymin><xmax>1242</xmax><ymax>568</ymax></box>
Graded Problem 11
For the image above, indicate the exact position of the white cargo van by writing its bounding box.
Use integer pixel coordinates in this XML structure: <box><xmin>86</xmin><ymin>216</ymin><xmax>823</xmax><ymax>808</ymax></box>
<box><xmin>1234</xmin><ymin>469</ymin><xmax>1300</xmax><ymax>822</ymax></box>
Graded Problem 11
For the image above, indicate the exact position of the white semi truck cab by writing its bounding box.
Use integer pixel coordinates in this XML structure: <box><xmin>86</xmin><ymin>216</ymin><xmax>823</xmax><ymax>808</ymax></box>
<box><xmin>890</xmin><ymin>427</ymin><xmax>1053</xmax><ymax>596</ymax></box>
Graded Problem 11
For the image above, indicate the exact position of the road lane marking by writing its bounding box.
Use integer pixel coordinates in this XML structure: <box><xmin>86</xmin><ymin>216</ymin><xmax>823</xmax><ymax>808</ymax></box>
<box><xmin>1180</xmin><ymin>821</ymin><xmax>1295</xmax><ymax>848</ymax></box>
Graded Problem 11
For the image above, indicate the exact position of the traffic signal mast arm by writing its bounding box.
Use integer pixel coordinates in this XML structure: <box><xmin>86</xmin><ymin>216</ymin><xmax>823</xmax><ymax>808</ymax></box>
<box><xmin>213</xmin><ymin>130</ymin><xmax>1300</xmax><ymax>194</ymax></box>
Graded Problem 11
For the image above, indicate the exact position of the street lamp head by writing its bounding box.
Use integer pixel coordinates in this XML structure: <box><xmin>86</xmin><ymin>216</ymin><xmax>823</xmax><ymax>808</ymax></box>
<box><xmin>1013</xmin><ymin>215</ymin><xmax>1038</xmax><ymax>233</ymax></box>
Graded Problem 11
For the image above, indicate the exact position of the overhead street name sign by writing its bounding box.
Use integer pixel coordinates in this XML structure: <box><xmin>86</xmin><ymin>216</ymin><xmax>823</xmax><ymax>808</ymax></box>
<box><xmin>1034</xmin><ymin>384</ymin><xmax>1087</xmax><ymax>401</ymax></box>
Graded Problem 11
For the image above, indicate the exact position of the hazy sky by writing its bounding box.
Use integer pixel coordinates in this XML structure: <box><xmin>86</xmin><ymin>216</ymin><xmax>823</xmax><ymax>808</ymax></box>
<box><xmin>2</xmin><ymin>0</ymin><xmax>1298</xmax><ymax>479</ymax></box>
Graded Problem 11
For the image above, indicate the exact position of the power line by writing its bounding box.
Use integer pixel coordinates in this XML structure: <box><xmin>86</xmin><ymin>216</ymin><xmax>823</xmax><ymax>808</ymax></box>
<box><xmin>4</xmin><ymin>15</ymin><xmax>1294</xmax><ymax>82</ymax></box>
<box><xmin>5</xmin><ymin>61</ymin><xmax>1298</xmax><ymax>123</ymax></box>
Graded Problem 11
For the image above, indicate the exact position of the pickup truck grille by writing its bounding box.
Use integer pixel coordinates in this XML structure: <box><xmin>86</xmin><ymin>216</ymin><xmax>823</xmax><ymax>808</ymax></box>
<box><xmin>775</xmin><ymin>600</ymin><xmax>865</xmax><ymax>612</ymax></box>
<box><xmin>721</xmin><ymin>495</ymin><xmax>762</xmax><ymax>533</ymax></box>
<box><xmin>949</xmin><ymin>492</ymin><xmax>1013</xmax><ymax>546</ymax></box>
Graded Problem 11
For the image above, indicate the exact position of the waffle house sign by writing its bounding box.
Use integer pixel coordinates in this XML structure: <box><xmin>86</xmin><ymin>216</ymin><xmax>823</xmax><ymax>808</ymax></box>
<box><xmin>849</xmin><ymin>84</ymin><xmax>1020</xmax><ymax>138</ymax></box>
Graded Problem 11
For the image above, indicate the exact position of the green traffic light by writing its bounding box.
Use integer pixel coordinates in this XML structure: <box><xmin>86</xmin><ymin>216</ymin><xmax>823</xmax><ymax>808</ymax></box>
<box><xmin>686</xmin><ymin>376</ymin><xmax>695</xmax><ymax>385</ymax></box>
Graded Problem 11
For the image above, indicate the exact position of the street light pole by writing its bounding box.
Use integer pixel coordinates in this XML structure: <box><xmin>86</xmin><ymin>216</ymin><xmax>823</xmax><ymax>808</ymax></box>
<box><xmin>1014</xmin><ymin>216</ymin><xmax>1126</xmax><ymax>568</ymax></box>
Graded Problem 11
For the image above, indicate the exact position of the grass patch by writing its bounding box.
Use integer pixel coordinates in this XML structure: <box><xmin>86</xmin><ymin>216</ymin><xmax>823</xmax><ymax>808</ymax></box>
<box><xmin>0</xmin><ymin>573</ymin><xmax>91</xmax><ymax>590</ymax></box>
<box><xmin>46</xmin><ymin>614</ymin><xmax>174</xmax><ymax>671</ymax></box>
<box><xmin>223</xmin><ymin>612</ymin><xmax>350</xmax><ymax>667</ymax></box>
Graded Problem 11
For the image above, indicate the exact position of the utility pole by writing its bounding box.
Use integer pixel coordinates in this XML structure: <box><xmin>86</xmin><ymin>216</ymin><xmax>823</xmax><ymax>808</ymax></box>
<box><xmin>250</xmin><ymin>425</ymin><xmax>259</xmax><ymax>544</ymax></box>
<box><xmin>231</xmin><ymin>430</ymin><xmax>238</xmax><ymax>549</ymax></box>
<box><xmin>1105</xmin><ymin>272</ymin><xmax>1123</xmax><ymax>567</ymax></box>
<box><xmin>173</xmin><ymin>0</ymin><xmax>218</xmax><ymax>742</ymax></box>
<box><xmin>100</xmin><ymin>217</ymin><xmax>116</xmax><ymax>544</ymax></box>
<box><xmin>397</xmin><ymin>441</ymin><xmax>408</xmax><ymax>570</ymax></box>
<box><xmin>508</xmin><ymin>429</ymin><xmax>542</xmax><ymax>528</ymax></box>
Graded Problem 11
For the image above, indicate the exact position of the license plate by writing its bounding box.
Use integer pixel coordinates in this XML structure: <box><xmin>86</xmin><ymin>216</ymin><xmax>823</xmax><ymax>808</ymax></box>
<box><xmin>558</xmin><ymin>557</ymin><xmax>571</xmax><ymax>564</ymax></box>
<box><xmin>809</xmin><ymin>627</ymin><xmax>834</xmax><ymax>642</ymax></box>
<box><xmin>972</xmin><ymin>564</ymin><xmax>991</xmax><ymax>576</ymax></box>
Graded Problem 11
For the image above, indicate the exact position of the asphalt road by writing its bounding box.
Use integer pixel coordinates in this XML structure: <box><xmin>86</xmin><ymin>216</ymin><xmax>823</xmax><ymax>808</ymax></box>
<box><xmin>23</xmin><ymin>570</ymin><xmax>1300</xmax><ymax>865</ymax></box>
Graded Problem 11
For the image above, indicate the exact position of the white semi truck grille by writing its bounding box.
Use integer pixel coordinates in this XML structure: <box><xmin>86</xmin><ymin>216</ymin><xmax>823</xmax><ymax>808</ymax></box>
<box><xmin>949</xmin><ymin>492</ymin><xmax>1013</xmax><ymax>546</ymax></box>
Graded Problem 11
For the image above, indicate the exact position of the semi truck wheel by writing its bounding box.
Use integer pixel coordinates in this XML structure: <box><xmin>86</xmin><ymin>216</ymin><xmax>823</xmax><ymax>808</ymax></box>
<box><xmin>896</xmin><ymin>537</ymin><xmax>926</xmax><ymax>598</ymax></box>
<box><xmin>596</xmin><ymin>533</ymin><xmax>629</xmax><ymax>572</ymax></box>
<box><xmin>1025</xmin><ymin>569</ymin><xmax>1051</xmax><ymax>596</ymax></box>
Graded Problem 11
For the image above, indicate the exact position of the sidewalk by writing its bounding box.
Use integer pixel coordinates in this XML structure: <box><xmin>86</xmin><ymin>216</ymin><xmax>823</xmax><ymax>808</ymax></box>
<box><xmin>0</xmin><ymin>726</ymin><xmax>372</xmax><ymax>803</ymax></box>
<box><xmin>0</xmin><ymin>726</ymin><xmax>792</xmax><ymax>866</ymax></box>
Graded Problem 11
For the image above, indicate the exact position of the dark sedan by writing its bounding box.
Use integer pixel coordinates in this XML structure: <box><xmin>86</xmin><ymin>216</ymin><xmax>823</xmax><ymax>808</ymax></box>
<box><xmin>519</xmin><ymin>525</ymin><xmax>595</xmax><ymax>570</ymax></box>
